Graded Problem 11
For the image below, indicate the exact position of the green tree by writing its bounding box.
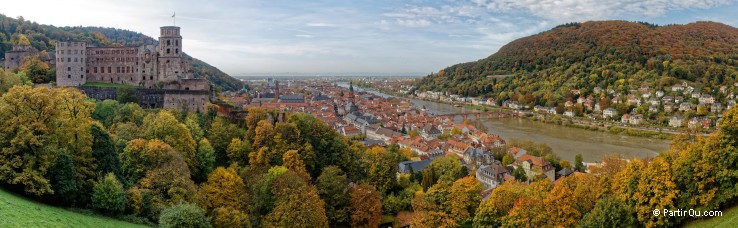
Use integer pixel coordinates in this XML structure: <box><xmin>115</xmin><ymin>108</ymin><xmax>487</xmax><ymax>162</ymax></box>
<box><xmin>0</xmin><ymin>69</ymin><xmax>22</xmax><ymax>94</ymax></box>
<box><xmin>185</xmin><ymin>113</ymin><xmax>205</xmax><ymax>143</ymax></box>
<box><xmin>116</xmin><ymin>87</ymin><xmax>140</xmax><ymax>104</ymax></box>
<box><xmin>159</xmin><ymin>203</ymin><xmax>211</xmax><ymax>228</ymax></box>
<box><xmin>48</xmin><ymin>152</ymin><xmax>78</xmax><ymax>206</ymax></box>
<box><xmin>501</xmin><ymin>153</ymin><xmax>514</xmax><ymax>166</ymax></box>
<box><xmin>316</xmin><ymin>166</ymin><xmax>351</xmax><ymax>225</ymax></box>
<box><xmin>208</xmin><ymin>117</ymin><xmax>238</xmax><ymax>164</ymax></box>
<box><xmin>512</xmin><ymin>166</ymin><xmax>527</xmax><ymax>181</ymax></box>
<box><xmin>91</xmin><ymin>124</ymin><xmax>120</xmax><ymax>178</ymax></box>
<box><xmin>574</xmin><ymin>154</ymin><xmax>585</xmax><ymax>172</ymax></box>
<box><xmin>91</xmin><ymin>172</ymin><xmax>126</xmax><ymax>215</ymax></box>
<box><xmin>196</xmin><ymin>138</ymin><xmax>216</xmax><ymax>181</ymax></box>
<box><xmin>578</xmin><ymin>196</ymin><xmax>636</xmax><ymax>228</ymax></box>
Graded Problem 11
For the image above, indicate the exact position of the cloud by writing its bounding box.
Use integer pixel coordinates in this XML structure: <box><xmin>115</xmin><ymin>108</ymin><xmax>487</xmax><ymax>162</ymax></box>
<box><xmin>472</xmin><ymin>0</ymin><xmax>735</xmax><ymax>22</ymax></box>
<box><xmin>306</xmin><ymin>22</ymin><xmax>335</xmax><ymax>27</ymax></box>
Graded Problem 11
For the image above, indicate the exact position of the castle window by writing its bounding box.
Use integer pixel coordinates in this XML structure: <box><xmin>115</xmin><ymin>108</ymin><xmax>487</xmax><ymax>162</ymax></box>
<box><xmin>68</xmin><ymin>58</ymin><xmax>71</xmax><ymax>62</ymax></box>
<box><xmin>150</xmin><ymin>76</ymin><xmax>153</xmax><ymax>80</ymax></box>
<box><xmin>68</xmin><ymin>67</ymin><xmax>71</xmax><ymax>71</ymax></box>
<box><xmin>108</xmin><ymin>67</ymin><xmax>111</xmax><ymax>73</ymax></box>
<box><xmin>143</xmin><ymin>76</ymin><xmax>146</xmax><ymax>80</ymax></box>
<box><xmin>80</xmin><ymin>67</ymin><xmax>83</xmax><ymax>71</ymax></box>
<box><xmin>94</xmin><ymin>67</ymin><xmax>97</xmax><ymax>73</ymax></box>
<box><xmin>167</xmin><ymin>48</ymin><xmax>170</xmax><ymax>54</ymax></box>
<box><xmin>68</xmin><ymin>75</ymin><xmax>71</xmax><ymax>78</ymax></box>
<box><xmin>175</xmin><ymin>48</ymin><xmax>179</xmax><ymax>54</ymax></box>
<box><xmin>175</xmin><ymin>40</ymin><xmax>179</xmax><ymax>46</ymax></box>
<box><xmin>61</xmin><ymin>50</ymin><xmax>64</xmax><ymax>54</ymax></box>
<box><xmin>81</xmin><ymin>75</ymin><xmax>84</xmax><ymax>79</ymax></box>
<box><xmin>167</xmin><ymin>40</ymin><xmax>171</xmax><ymax>46</ymax></box>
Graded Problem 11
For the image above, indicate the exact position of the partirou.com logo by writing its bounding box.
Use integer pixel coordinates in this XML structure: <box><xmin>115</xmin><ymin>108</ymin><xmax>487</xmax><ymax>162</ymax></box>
<box><xmin>653</xmin><ymin>208</ymin><xmax>723</xmax><ymax>217</ymax></box>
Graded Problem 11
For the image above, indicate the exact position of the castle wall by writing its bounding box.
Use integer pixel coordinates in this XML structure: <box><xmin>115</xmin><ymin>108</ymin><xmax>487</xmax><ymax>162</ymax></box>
<box><xmin>56</xmin><ymin>42</ymin><xmax>87</xmax><ymax>86</ymax></box>
<box><xmin>86</xmin><ymin>47</ymin><xmax>141</xmax><ymax>85</ymax></box>
<box><xmin>4</xmin><ymin>45</ymin><xmax>35</xmax><ymax>71</ymax></box>
<box><xmin>163</xmin><ymin>90</ymin><xmax>210</xmax><ymax>113</ymax></box>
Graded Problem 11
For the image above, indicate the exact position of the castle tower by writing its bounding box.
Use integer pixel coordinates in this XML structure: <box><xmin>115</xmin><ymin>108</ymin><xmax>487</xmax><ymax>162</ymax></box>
<box><xmin>157</xmin><ymin>26</ymin><xmax>184</xmax><ymax>82</ymax></box>
<box><xmin>56</xmin><ymin>41</ymin><xmax>87</xmax><ymax>86</ymax></box>
<box><xmin>274</xmin><ymin>80</ymin><xmax>280</xmax><ymax>103</ymax></box>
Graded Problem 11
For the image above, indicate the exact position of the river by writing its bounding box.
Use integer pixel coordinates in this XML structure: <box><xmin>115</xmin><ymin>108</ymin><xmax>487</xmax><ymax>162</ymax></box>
<box><xmin>340</xmin><ymin>83</ymin><xmax>670</xmax><ymax>162</ymax></box>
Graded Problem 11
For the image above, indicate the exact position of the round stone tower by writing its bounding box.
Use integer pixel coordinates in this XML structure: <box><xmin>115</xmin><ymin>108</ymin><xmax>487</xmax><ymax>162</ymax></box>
<box><xmin>56</xmin><ymin>41</ymin><xmax>87</xmax><ymax>87</ymax></box>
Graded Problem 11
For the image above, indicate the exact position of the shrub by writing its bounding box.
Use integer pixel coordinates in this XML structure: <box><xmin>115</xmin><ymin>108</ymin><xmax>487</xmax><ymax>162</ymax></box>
<box><xmin>159</xmin><ymin>203</ymin><xmax>211</xmax><ymax>228</ymax></box>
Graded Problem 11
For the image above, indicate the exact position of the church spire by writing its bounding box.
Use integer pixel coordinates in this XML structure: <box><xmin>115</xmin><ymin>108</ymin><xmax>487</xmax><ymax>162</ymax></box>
<box><xmin>349</xmin><ymin>81</ymin><xmax>355</xmax><ymax>101</ymax></box>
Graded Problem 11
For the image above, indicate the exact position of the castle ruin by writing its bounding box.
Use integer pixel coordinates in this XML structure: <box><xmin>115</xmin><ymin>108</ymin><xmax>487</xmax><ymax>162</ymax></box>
<box><xmin>4</xmin><ymin>25</ymin><xmax>213</xmax><ymax>113</ymax></box>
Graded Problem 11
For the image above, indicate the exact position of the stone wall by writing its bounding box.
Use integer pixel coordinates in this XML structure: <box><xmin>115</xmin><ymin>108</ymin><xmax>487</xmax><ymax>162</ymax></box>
<box><xmin>78</xmin><ymin>86</ymin><xmax>209</xmax><ymax>113</ymax></box>
<box><xmin>4</xmin><ymin>45</ymin><xmax>34</xmax><ymax>71</ymax></box>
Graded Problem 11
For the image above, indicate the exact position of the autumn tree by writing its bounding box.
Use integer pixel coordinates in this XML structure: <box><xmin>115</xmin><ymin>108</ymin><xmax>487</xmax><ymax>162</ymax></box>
<box><xmin>632</xmin><ymin>157</ymin><xmax>679</xmax><ymax>227</ymax></box>
<box><xmin>474</xmin><ymin>181</ymin><xmax>527</xmax><ymax>227</ymax></box>
<box><xmin>316</xmin><ymin>166</ymin><xmax>351</xmax><ymax>225</ymax></box>
<box><xmin>364</xmin><ymin>147</ymin><xmax>399</xmax><ymax>194</ymax></box>
<box><xmin>349</xmin><ymin>183</ymin><xmax>383</xmax><ymax>228</ymax></box>
<box><xmin>138</xmin><ymin>149</ymin><xmax>198</xmax><ymax>218</ymax></box>
<box><xmin>446</xmin><ymin>176</ymin><xmax>483</xmax><ymax>224</ymax></box>
<box><xmin>226</xmin><ymin>138</ymin><xmax>253</xmax><ymax>165</ymax></box>
<box><xmin>199</xmin><ymin>166</ymin><xmax>248</xmax><ymax>213</ymax></box>
<box><xmin>212</xmin><ymin>206</ymin><xmax>251</xmax><ymax>228</ymax></box>
<box><xmin>253</xmin><ymin>120</ymin><xmax>275</xmax><ymax>153</ymax></box>
<box><xmin>283</xmin><ymin>150</ymin><xmax>311</xmax><ymax>181</ymax></box>
<box><xmin>541</xmin><ymin>184</ymin><xmax>581</xmax><ymax>227</ymax></box>
<box><xmin>142</xmin><ymin>111</ymin><xmax>197</xmax><ymax>175</ymax></box>
<box><xmin>264</xmin><ymin>170</ymin><xmax>329</xmax><ymax>228</ymax></box>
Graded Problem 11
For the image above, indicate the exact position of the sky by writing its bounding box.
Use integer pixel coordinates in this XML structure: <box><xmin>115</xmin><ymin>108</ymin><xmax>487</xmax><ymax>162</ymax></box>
<box><xmin>3</xmin><ymin>0</ymin><xmax>738</xmax><ymax>76</ymax></box>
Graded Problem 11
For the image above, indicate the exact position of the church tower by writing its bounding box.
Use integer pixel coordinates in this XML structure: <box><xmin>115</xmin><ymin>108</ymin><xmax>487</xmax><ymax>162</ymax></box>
<box><xmin>158</xmin><ymin>26</ymin><xmax>184</xmax><ymax>82</ymax></box>
<box><xmin>349</xmin><ymin>81</ymin><xmax>355</xmax><ymax>101</ymax></box>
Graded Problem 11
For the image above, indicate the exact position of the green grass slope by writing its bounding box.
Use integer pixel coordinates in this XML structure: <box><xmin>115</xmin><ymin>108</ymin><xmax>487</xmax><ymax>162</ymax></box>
<box><xmin>684</xmin><ymin>206</ymin><xmax>738</xmax><ymax>228</ymax></box>
<box><xmin>0</xmin><ymin>188</ymin><xmax>148</xmax><ymax>228</ymax></box>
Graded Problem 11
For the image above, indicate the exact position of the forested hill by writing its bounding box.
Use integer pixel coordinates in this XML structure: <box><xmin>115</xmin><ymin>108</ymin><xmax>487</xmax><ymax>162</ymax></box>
<box><xmin>415</xmin><ymin>20</ymin><xmax>738</xmax><ymax>103</ymax></box>
<box><xmin>0</xmin><ymin>14</ymin><xmax>243</xmax><ymax>91</ymax></box>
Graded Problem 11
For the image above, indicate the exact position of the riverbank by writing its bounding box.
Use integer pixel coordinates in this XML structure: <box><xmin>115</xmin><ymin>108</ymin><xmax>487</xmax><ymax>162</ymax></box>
<box><xmin>345</xmin><ymin>83</ymin><xmax>671</xmax><ymax>162</ymax></box>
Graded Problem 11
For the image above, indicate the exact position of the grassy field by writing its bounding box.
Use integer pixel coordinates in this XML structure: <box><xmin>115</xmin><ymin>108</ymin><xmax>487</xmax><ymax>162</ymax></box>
<box><xmin>684</xmin><ymin>205</ymin><xmax>738</xmax><ymax>228</ymax></box>
<box><xmin>0</xmin><ymin>187</ymin><xmax>148</xmax><ymax>228</ymax></box>
<box><xmin>83</xmin><ymin>82</ymin><xmax>142</xmax><ymax>88</ymax></box>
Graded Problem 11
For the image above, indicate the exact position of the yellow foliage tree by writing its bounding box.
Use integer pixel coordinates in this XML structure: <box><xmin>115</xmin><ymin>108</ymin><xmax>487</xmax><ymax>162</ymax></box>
<box><xmin>199</xmin><ymin>166</ymin><xmax>248</xmax><ymax>213</ymax></box>
<box><xmin>349</xmin><ymin>183</ymin><xmax>383</xmax><ymax>228</ymax></box>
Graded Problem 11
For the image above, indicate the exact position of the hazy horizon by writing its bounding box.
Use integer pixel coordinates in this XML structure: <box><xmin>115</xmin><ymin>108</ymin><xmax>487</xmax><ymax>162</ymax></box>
<box><xmin>4</xmin><ymin>0</ymin><xmax>738</xmax><ymax>76</ymax></box>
